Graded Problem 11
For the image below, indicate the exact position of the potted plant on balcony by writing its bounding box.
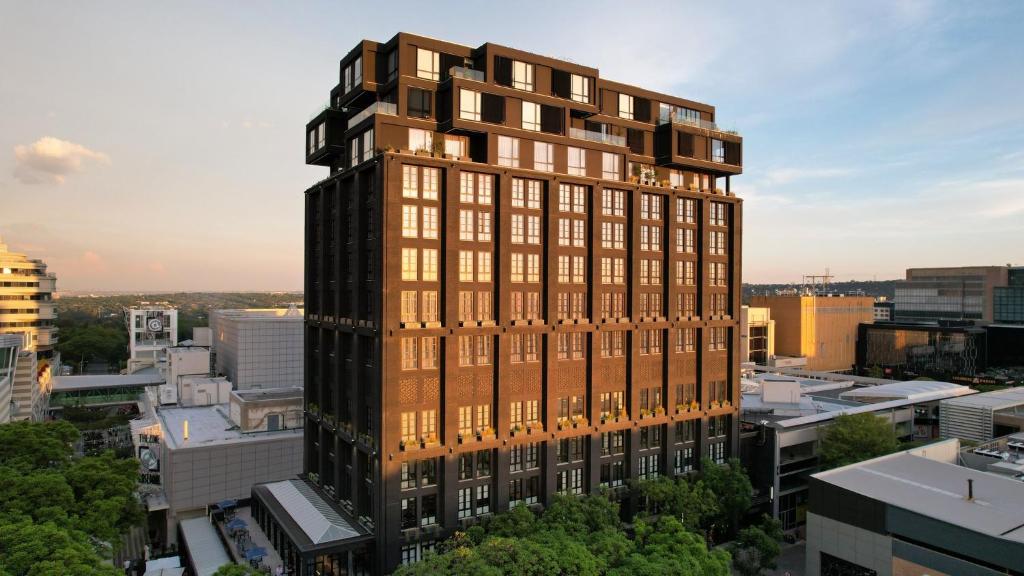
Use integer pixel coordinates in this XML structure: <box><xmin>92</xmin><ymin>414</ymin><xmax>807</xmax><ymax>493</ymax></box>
<box><xmin>307</xmin><ymin>402</ymin><xmax>319</xmax><ymax>417</ymax></box>
<box><xmin>431</xmin><ymin>137</ymin><xmax>446</xmax><ymax>158</ymax></box>
<box><xmin>511</xmin><ymin>424</ymin><xmax>523</xmax><ymax>436</ymax></box>
<box><xmin>399</xmin><ymin>439</ymin><xmax>407</xmax><ymax>451</ymax></box>
<box><xmin>630</xmin><ymin>164</ymin><xmax>641</xmax><ymax>184</ymax></box>
<box><xmin>654</xmin><ymin>406</ymin><xmax>665</xmax><ymax>416</ymax></box>
<box><xmin>690</xmin><ymin>400</ymin><xmax>699</xmax><ymax>411</ymax></box>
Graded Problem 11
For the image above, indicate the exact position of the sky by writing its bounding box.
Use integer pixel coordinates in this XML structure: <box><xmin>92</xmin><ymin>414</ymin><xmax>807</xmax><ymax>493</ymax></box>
<box><xmin>1</xmin><ymin>0</ymin><xmax>1022</xmax><ymax>291</ymax></box>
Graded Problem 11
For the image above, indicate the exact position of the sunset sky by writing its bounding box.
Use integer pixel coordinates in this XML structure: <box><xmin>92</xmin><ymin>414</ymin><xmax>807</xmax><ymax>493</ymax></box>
<box><xmin>1</xmin><ymin>1</ymin><xmax>1022</xmax><ymax>291</ymax></box>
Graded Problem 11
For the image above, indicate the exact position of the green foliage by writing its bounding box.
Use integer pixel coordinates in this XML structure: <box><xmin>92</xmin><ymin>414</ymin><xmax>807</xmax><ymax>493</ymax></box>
<box><xmin>0</xmin><ymin>518</ymin><xmax>122</xmax><ymax>576</ymax></box>
<box><xmin>393</xmin><ymin>494</ymin><xmax>730</xmax><ymax>576</ymax></box>
<box><xmin>212</xmin><ymin>565</ymin><xmax>262</xmax><ymax>576</ymax></box>
<box><xmin>57</xmin><ymin>324</ymin><xmax>128</xmax><ymax>370</ymax></box>
<box><xmin>819</xmin><ymin>413</ymin><xmax>899</xmax><ymax>469</ymax></box>
<box><xmin>730</xmin><ymin>515</ymin><xmax>783</xmax><ymax>576</ymax></box>
<box><xmin>699</xmin><ymin>458</ymin><xmax>753</xmax><ymax>540</ymax></box>
<box><xmin>0</xmin><ymin>421</ymin><xmax>141</xmax><ymax>575</ymax></box>
<box><xmin>637</xmin><ymin>475</ymin><xmax>719</xmax><ymax>533</ymax></box>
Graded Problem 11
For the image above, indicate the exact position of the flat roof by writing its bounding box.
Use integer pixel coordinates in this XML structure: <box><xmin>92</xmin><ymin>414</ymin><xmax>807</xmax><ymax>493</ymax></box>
<box><xmin>232</xmin><ymin>387</ymin><xmax>303</xmax><ymax>402</ymax></box>
<box><xmin>942</xmin><ymin>387</ymin><xmax>1024</xmax><ymax>411</ymax></box>
<box><xmin>178</xmin><ymin>517</ymin><xmax>230</xmax><ymax>576</ymax></box>
<box><xmin>51</xmin><ymin>372</ymin><xmax>165</xmax><ymax>392</ymax></box>
<box><xmin>839</xmin><ymin>380</ymin><xmax>975</xmax><ymax>402</ymax></box>
<box><xmin>158</xmin><ymin>404</ymin><xmax>302</xmax><ymax>449</ymax></box>
<box><xmin>815</xmin><ymin>451</ymin><xmax>1024</xmax><ymax>543</ymax></box>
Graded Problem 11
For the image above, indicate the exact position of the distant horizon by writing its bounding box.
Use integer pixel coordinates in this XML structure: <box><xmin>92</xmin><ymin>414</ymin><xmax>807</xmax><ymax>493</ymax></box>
<box><xmin>3</xmin><ymin>2</ymin><xmax>1022</xmax><ymax>290</ymax></box>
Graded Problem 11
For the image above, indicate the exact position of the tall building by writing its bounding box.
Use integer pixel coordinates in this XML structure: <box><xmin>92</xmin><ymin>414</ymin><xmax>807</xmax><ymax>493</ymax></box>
<box><xmin>0</xmin><ymin>233</ymin><xmax>57</xmax><ymax>420</ymax></box>
<box><xmin>209</xmin><ymin>307</ymin><xmax>304</xmax><ymax>390</ymax></box>
<box><xmin>263</xmin><ymin>32</ymin><xmax>743</xmax><ymax>575</ymax></box>
<box><xmin>0</xmin><ymin>334</ymin><xmax>22</xmax><ymax>423</ymax></box>
<box><xmin>894</xmin><ymin>266</ymin><xmax>1010</xmax><ymax>323</ymax></box>
<box><xmin>994</xmin><ymin>266</ymin><xmax>1024</xmax><ymax>324</ymax></box>
<box><xmin>740</xmin><ymin>305</ymin><xmax>774</xmax><ymax>364</ymax></box>
<box><xmin>751</xmin><ymin>294</ymin><xmax>873</xmax><ymax>372</ymax></box>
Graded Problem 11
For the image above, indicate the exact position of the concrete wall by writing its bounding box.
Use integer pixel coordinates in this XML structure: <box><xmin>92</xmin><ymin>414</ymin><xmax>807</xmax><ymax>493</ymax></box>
<box><xmin>211</xmin><ymin>311</ymin><xmax>303</xmax><ymax>390</ymax></box>
<box><xmin>806</xmin><ymin>511</ymin><xmax>893</xmax><ymax>576</ymax></box>
<box><xmin>162</xmin><ymin>432</ymin><xmax>303</xmax><ymax>543</ymax></box>
<box><xmin>751</xmin><ymin>295</ymin><xmax>873</xmax><ymax>372</ymax></box>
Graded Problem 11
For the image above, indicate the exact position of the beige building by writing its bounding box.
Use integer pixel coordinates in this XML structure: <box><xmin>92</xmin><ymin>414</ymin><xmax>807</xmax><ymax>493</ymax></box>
<box><xmin>740</xmin><ymin>305</ymin><xmax>775</xmax><ymax>364</ymax></box>
<box><xmin>751</xmin><ymin>294</ymin><xmax>873</xmax><ymax>372</ymax></box>
<box><xmin>0</xmin><ymin>233</ymin><xmax>57</xmax><ymax>420</ymax></box>
<box><xmin>0</xmin><ymin>334</ymin><xmax>22</xmax><ymax>423</ymax></box>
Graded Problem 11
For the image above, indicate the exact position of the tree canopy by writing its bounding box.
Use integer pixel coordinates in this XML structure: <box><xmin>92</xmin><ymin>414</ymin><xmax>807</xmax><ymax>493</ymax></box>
<box><xmin>730</xmin><ymin>515</ymin><xmax>783</xmax><ymax>576</ymax></box>
<box><xmin>819</xmin><ymin>413</ymin><xmax>899</xmax><ymax>469</ymax></box>
<box><xmin>393</xmin><ymin>494</ymin><xmax>731</xmax><ymax>576</ymax></box>
<box><xmin>0</xmin><ymin>421</ymin><xmax>142</xmax><ymax>575</ymax></box>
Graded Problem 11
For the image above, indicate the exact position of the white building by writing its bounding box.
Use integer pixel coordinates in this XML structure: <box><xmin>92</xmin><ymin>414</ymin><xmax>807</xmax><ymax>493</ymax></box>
<box><xmin>0</xmin><ymin>233</ymin><xmax>57</xmax><ymax>420</ymax></box>
<box><xmin>0</xmin><ymin>334</ymin><xmax>22</xmax><ymax>423</ymax></box>
<box><xmin>209</xmin><ymin>307</ymin><xmax>303</xmax><ymax>390</ymax></box>
<box><xmin>125</xmin><ymin>306</ymin><xmax>178</xmax><ymax>374</ymax></box>
<box><xmin>159</xmin><ymin>346</ymin><xmax>211</xmax><ymax>405</ymax></box>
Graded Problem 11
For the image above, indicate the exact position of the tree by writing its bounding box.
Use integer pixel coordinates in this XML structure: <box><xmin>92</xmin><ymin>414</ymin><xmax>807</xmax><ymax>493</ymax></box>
<box><xmin>394</xmin><ymin>494</ymin><xmax>730</xmax><ymax>576</ymax></box>
<box><xmin>0</xmin><ymin>518</ymin><xmax>121</xmax><ymax>576</ymax></box>
<box><xmin>819</xmin><ymin>412</ymin><xmax>899</xmax><ymax>469</ymax></box>
<box><xmin>637</xmin><ymin>476</ymin><xmax>719</xmax><ymax>533</ymax></box>
<box><xmin>730</xmin><ymin>515</ymin><xmax>783</xmax><ymax>576</ymax></box>
<box><xmin>700</xmin><ymin>458</ymin><xmax>753</xmax><ymax>540</ymax></box>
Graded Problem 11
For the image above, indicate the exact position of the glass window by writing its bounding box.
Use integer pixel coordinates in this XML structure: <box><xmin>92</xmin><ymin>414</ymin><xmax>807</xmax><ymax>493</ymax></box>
<box><xmin>570</xmin><ymin>74</ymin><xmax>590</xmax><ymax>103</ymax></box>
<box><xmin>460</xmin><ymin>89</ymin><xmax>482</xmax><ymax>121</ymax></box>
<box><xmin>512</xmin><ymin>60</ymin><xmax>534</xmax><ymax>91</ymax></box>
<box><xmin>402</xmin><ymin>205</ymin><xmax>418</xmax><ymax>238</ymax></box>
<box><xmin>534</xmin><ymin>141</ymin><xmax>553</xmax><ymax>172</ymax></box>
<box><xmin>567</xmin><ymin>146</ymin><xmax>586</xmax><ymax>176</ymax></box>
<box><xmin>416</xmin><ymin>48</ymin><xmax>440</xmax><ymax>81</ymax></box>
<box><xmin>712</xmin><ymin>138</ymin><xmax>725</xmax><ymax>163</ymax></box>
<box><xmin>498</xmin><ymin>136</ymin><xmax>519</xmax><ymax>167</ymax></box>
<box><xmin>602</xmin><ymin>152</ymin><xmax>620</xmax><ymax>180</ymax></box>
<box><xmin>618</xmin><ymin>93</ymin><xmax>634</xmax><ymax>120</ymax></box>
<box><xmin>522</xmin><ymin>101</ymin><xmax>540</xmax><ymax>131</ymax></box>
<box><xmin>408</xmin><ymin>128</ymin><xmax>432</xmax><ymax>152</ymax></box>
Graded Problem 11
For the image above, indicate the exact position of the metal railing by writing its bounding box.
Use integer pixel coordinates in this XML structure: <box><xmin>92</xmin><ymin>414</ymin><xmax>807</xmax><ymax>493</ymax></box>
<box><xmin>347</xmin><ymin>101</ymin><xmax>397</xmax><ymax>129</ymax></box>
<box><xmin>568</xmin><ymin>127</ymin><xmax>625</xmax><ymax>147</ymax></box>
<box><xmin>665</xmin><ymin>114</ymin><xmax>740</xmax><ymax>136</ymax></box>
<box><xmin>449</xmin><ymin>66</ymin><xmax>484</xmax><ymax>82</ymax></box>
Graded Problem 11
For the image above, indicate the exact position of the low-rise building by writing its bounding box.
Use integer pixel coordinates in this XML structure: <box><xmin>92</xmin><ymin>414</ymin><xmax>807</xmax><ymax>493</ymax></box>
<box><xmin>209</xmin><ymin>307</ymin><xmax>303</xmax><ymax>390</ymax></box>
<box><xmin>873</xmin><ymin>299</ymin><xmax>894</xmax><ymax>322</ymax></box>
<box><xmin>740</xmin><ymin>374</ymin><xmax>974</xmax><ymax>532</ymax></box>
<box><xmin>125</xmin><ymin>305</ymin><xmax>178</xmax><ymax>374</ymax></box>
<box><xmin>806</xmin><ymin>439</ymin><xmax>1024</xmax><ymax>575</ymax></box>
<box><xmin>132</xmin><ymin>387</ymin><xmax>304</xmax><ymax>546</ymax></box>
<box><xmin>939</xmin><ymin>387</ymin><xmax>1024</xmax><ymax>442</ymax></box>
<box><xmin>894</xmin><ymin>266</ymin><xmax>1011</xmax><ymax>323</ymax></box>
<box><xmin>750</xmin><ymin>293</ymin><xmax>874</xmax><ymax>372</ymax></box>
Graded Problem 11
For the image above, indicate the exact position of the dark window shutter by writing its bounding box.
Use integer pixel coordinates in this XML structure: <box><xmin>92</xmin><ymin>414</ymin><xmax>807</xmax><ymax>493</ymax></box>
<box><xmin>678</xmin><ymin>132</ymin><xmax>694</xmax><ymax>157</ymax></box>
<box><xmin>551</xmin><ymin>69</ymin><xmax>570</xmax><ymax>98</ymax></box>
<box><xmin>481</xmin><ymin>93</ymin><xmax>505</xmax><ymax>124</ymax></box>
<box><xmin>540</xmin><ymin>105</ymin><xmax>563</xmax><ymax>134</ymax></box>
<box><xmin>408</xmin><ymin>87</ymin><xmax>433</xmax><ymax>118</ymax></box>
<box><xmin>634</xmin><ymin>98</ymin><xmax>651</xmax><ymax>123</ymax></box>
<box><xmin>440</xmin><ymin>53</ymin><xmax>463</xmax><ymax>81</ymax></box>
<box><xmin>627</xmin><ymin>128</ymin><xmax>645</xmax><ymax>155</ymax></box>
<box><xmin>494</xmin><ymin>56</ymin><xmax>512</xmax><ymax>87</ymax></box>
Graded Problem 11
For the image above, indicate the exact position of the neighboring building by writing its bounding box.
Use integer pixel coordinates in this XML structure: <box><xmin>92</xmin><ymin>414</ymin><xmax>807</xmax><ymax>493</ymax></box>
<box><xmin>0</xmin><ymin>334</ymin><xmax>22</xmax><ymax>423</ymax></box>
<box><xmin>873</xmin><ymin>298</ymin><xmax>894</xmax><ymax>322</ymax></box>
<box><xmin>0</xmin><ymin>233</ymin><xmax>58</xmax><ymax>353</ymax></box>
<box><xmin>159</xmin><ymin>346</ymin><xmax>211</xmax><ymax>405</ymax></box>
<box><xmin>893</xmin><ymin>266</ymin><xmax>1009</xmax><ymax>323</ymax></box>
<box><xmin>132</xmin><ymin>387</ymin><xmax>304</xmax><ymax>546</ymax></box>
<box><xmin>750</xmin><ymin>293</ymin><xmax>873</xmax><ymax>372</ymax></box>
<box><xmin>281</xmin><ymin>32</ymin><xmax>744</xmax><ymax>574</ymax></box>
<box><xmin>960</xmin><ymin>430</ymin><xmax>1024</xmax><ymax>480</ymax></box>
<box><xmin>209</xmin><ymin>307</ymin><xmax>303</xmax><ymax>390</ymax></box>
<box><xmin>806</xmin><ymin>439</ymin><xmax>1024</xmax><ymax>576</ymax></box>
<box><xmin>125</xmin><ymin>305</ymin><xmax>178</xmax><ymax>373</ymax></box>
<box><xmin>939</xmin><ymin>387</ymin><xmax>1024</xmax><ymax>442</ymax></box>
<box><xmin>740</xmin><ymin>305</ymin><xmax>774</xmax><ymax>364</ymax></box>
<box><xmin>994</xmin><ymin>266</ymin><xmax>1024</xmax><ymax>325</ymax></box>
<box><xmin>739</xmin><ymin>374</ymin><xmax>973</xmax><ymax>532</ymax></box>
<box><xmin>855</xmin><ymin>321</ymin><xmax>988</xmax><ymax>380</ymax></box>
<box><xmin>0</xmin><ymin>234</ymin><xmax>57</xmax><ymax>420</ymax></box>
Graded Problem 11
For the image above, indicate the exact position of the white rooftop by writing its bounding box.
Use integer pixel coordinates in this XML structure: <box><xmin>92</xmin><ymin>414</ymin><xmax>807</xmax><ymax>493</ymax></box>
<box><xmin>178</xmin><ymin>517</ymin><xmax>230</xmax><ymax>576</ymax></box>
<box><xmin>839</xmin><ymin>380</ymin><xmax>975</xmax><ymax>403</ymax></box>
<box><xmin>942</xmin><ymin>387</ymin><xmax>1024</xmax><ymax>411</ymax></box>
<box><xmin>52</xmin><ymin>371</ymin><xmax>165</xmax><ymax>392</ymax></box>
<box><xmin>158</xmin><ymin>404</ymin><xmax>301</xmax><ymax>449</ymax></box>
<box><xmin>815</xmin><ymin>449</ymin><xmax>1024</xmax><ymax>544</ymax></box>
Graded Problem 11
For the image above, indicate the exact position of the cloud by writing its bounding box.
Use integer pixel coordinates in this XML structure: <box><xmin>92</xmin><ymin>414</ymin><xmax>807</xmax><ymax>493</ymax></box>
<box><xmin>13</xmin><ymin>137</ymin><xmax>110</xmax><ymax>185</ymax></box>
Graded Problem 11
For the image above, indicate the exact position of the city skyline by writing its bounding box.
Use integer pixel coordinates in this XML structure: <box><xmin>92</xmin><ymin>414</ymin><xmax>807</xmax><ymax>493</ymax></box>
<box><xmin>2</xmin><ymin>1</ymin><xmax>1023</xmax><ymax>291</ymax></box>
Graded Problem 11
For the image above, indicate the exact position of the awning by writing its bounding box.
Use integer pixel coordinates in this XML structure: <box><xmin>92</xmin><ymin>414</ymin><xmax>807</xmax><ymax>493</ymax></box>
<box><xmin>226</xmin><ymin>518</ymin><xmax>248</xmax><ymax>530</ymax></box>
<box><xmin>244</xmin><ymin>547</ymin><xmax>267</xmax><ymax>560</ymax></box>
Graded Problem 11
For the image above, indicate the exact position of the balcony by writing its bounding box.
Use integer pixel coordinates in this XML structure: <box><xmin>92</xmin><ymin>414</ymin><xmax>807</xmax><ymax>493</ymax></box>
<box><xmin>347</xmin><ymin>101</ymin><xmax>397</xmax><ymax>130</ymax></box>
<box><xmin>449</xmin><ymin>66</ymin><xmax>484</xmax><ymax>82</ymax></box>
<box><xmin>660</xmin><ymin>113</ymin><xmax>740</xmax><ymax>137</ymax></box>
<box><xmin>569</xmin><ymin>127</ymin><xmax>625</xmax><ymax>147</ymax></box>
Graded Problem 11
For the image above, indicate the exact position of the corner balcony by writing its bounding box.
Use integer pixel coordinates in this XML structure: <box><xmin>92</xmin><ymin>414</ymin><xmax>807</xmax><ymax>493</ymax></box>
<box><xmin>569</xmin><ymin>127</ymin><xmax>625</xmax><ymax>147</ymax></box>
<box><xmin>654</xmin><ymin>121</ymin><xmax>742</xmax><ymax>176</ymax></box>
<box><xmin>346</xmin><ymin>101</ymin><xmax>397</xmax><ymax>132</ymax></box>
<box><xmin>306</xmin><ymin>106</ymin><xmax>347</xmax><ymax>166</ymax></box>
